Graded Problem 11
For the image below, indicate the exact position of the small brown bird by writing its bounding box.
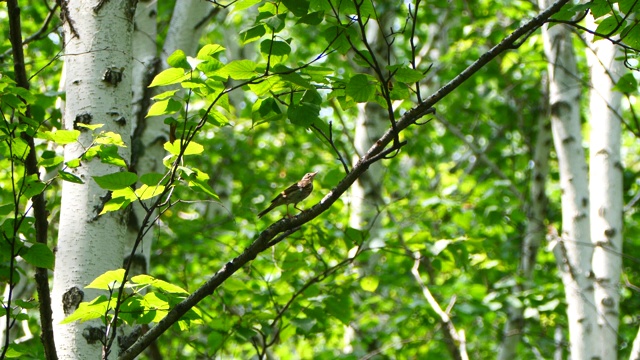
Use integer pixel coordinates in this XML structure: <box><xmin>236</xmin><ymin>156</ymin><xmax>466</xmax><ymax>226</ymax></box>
<box><xmin>258</xmin><ymin>172</ymin><xmax>318</xmax><ymax>218</ymax></box>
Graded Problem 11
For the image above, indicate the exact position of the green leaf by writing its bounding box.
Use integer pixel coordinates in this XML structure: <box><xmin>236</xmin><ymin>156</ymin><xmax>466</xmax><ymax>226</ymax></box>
<box><xmin>359</xmin><ymin>276</ymin><xmax>379</xmax><ymax>292</ymax></box>
<box><xmin>146</xmin><ymin>98</ymin><xmax>183</xmax><ymax>118</ymax></box>
<box><xmin>58</xmin><ymin>170</ymin><xmax>84</xmax><ymax>184</ymax></box>
<box><xmin>207</xmin><ymin>332</ymin><xmax>225</xmax><ymax>352</ymax></box>
<box><xmin>621</xmin><ymin>22</ymin><xmax>640</xmax><ymax>49</ymax></box>
<box><xmin>95</xmin><ymin>131</ymin><xmax>126</xmax><ymax>147</ymax></box>
<box><xmin>353</xmin><ymin>50</ymin><xmax>374</xmax><ymax>68</ymax></box>
<box><xmin>619</xmin><ymin>0</ymin><xmax>637</xmax><ymax>14</ymax></box>
<box><xmin>0</xmin><ymin>203</ymin><xmax>14</xmax><ymax>216</ymax></box>
<box><xmin>149</xmin><ymin>68</ymin><xmax>188</xmax><ymax>87</ymax></box>
<box><xmin>278</xmin><ymin>71</ymin><xmax>313</xmax><ymax>89</ymax></box>
<box><xmin>262</xmin><ymin>13</ymin><xmax>286</xmax><ymax>32</ymax></box>
<box><xmin>346</xmin><ymin>74</ymin><xmax>377</xmax><ymax>102</ymax></box>
<box><xmin>20</xmin><ymin>243</ymin><xmax>54</xmax><ymax>270</ymax></box>
<box><xmin>324</xmin><ymin>294</ymin><xmax>352</xmax><ymax>325</ymax></box>
<box><xmin>93</xmin><ymin>171</ymin><xmax>138</xmax><ymax>191</ymax></box>
<box><xmin>594</xmin><ymin>15</ymin><xmax>621</xmax><ymax>38</ymax></box>
<box><xmin>239</xmin><ymin>25</ymin><xmax>267</xmax><ymax>44</ymax></box>
<box><xmin>248</xmin><ymin>76</ymin><xmax>287</xmax><ymax>96</ymax></box>
<box><xmin>291</xmin><ymin>317</ymin><xmax>317</xmax><ymax>334</ymax></box>
<box><xmin>152</xmin><ymin>89</ymin><xmax>179</xmax><ymax>101</ymax></box>
<box><xmin>167</xmin><ymin>49</ymin><xmax>189</xmax><ymax>69</ymax></box>
<box><xmin>394</xmin><ymin>67</ymin><xmax>426</xmax><ymax>83</ymax></box>
<box><xmin>100</xmin><ymin>195</ymin><xmax>132</xmax><ymax>215</ymax></box>
<box><xmin>38</xmin><ymin>155</ymin><xmax>64</xmax><ymax>168</ymax></box>
<box><xmin>135</xmin><ymin>184</ymin><xmax>166</xmax><ymax>200</ymax></box>
<box><xmin>614</xmin><ymin>73</ymin><xmax>638</xmax><ymax>93</ymax></box>
<box><xmin>184</xmin><ymin>169</ymin><xmax>219</xmax><ymax>200</ymax></box>
<box><xmin>197</xmin><ymin>44</ymin><xmax>226</xmax><ymax>59</ymax></box>
<box><xmin>138</xmin><ymin>173</ymin><xmax>165</xmax><ymax>186</ymax></box>
<box><xmin>217</xmin><ymin>60</ymin><xmax>258</xmax><ymax>80</ymax></box>
<box><xmin>282</xmin><ymin>0</ymin><xmax>309</xmax><ymax>16</ymax></box>
<box><xmin>86</xmin><ymin>269</ymin><xmax>126</xmax><ymax>290</ymax></box>
<box><xmin>296</xmin><ymin>11</ymin><xmax>324</xmax><ymax>25</ymax></box>
<box><xmin>37</xmin><ymin>129</ymin><xmax>80</xmax><ymax>144</ymax></box>
<box><xmin>131</xmin><ymin>274</ymin><xmax>189</xmax><ymax>294</ymax></box>
<box><xmin>204</xmin><ymin>109</ymin><xmax>230</xmax><ymax>126</ymax></box>
<box><xmin>96</xmin><ymin>144</ymin><xmax>127</xmax><ymax>167</ymax></box>
<box><xmin>112</xmin><ymin>187</ymin><xmax>137</xmax><ymax>201</ymax></box>
<box><xmin>260</xmin><ymin>40</ymin><xmax>291</xmax><ymax>64</ymax></box>
<box><xmin>12</xmin><ymin>86</ymin><xmax>36</xmax><ymax>104</ymax></box>
<box><xmin>8</xmin><ymin>137</ymin><xmax>29</xmax><ymax>160</ymax></box>
<box><xmin>164</xmin><ymin>141</ymin><xmax>204</xmax><ymax>156</ymax></box>
<box><xmin>22</xmin><ymin>174</ymin><xmax>46</xmax><ymax>199</ymax></box>
<box><xmin>233</xmin><ymin>0</ymin><xmax>261</xmax><ymax>12</ymax></box>
<box><xmin>590</xmin><ymin>0</ymin><xmax>610</xmax><ymax>18</ymax></box>
<box><xmin>65</xmin><ymin>158</ymin><xmax>81</xmax><ymax>168</ymax></box>
<box><xmin>288</xmin><ymin>102</ymin><xmax>320</xmax><ymax>127</ymax></box>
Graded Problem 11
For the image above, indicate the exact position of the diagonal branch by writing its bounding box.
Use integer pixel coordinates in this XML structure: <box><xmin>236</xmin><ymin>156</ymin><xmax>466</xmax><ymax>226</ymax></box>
<box><xmin>118</xmin><ymin>1</ymin><xmax>571</xmax><ymax>358</ymax></box>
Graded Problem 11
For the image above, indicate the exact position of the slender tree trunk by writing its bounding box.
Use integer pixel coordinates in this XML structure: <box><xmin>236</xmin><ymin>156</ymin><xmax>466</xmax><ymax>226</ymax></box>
<box><xmin>498</xmin><ymin>96</ymin><xmax>551</xmax><ymax>359</ymax></box>
<box><xmin>347</xmin><ymin>30</ymin><xmax>388</xmax><ymax>239</ymax></box>
<box><xmin>586</xmin><ymin>15</ymin><xmax>624</xmax><ymax>360</ymax></box>
<box><xmin>51</xmin><ymin>1</ymin><xmax>135</xmax><ymax>358</ymax></box>
<box><xmin>539</xmin><ymin>1</ymin><xmax>597</xmax><ymax>357</ymax></box>
<box><xmin>126</xmin><ymin>0</ymin><xmax>159</xmax><ymax>274</ymax></box>
<box><xmin>344</xmin><ymin>12</ymin><xmax>392</xmax><ymax>354</ymax></box>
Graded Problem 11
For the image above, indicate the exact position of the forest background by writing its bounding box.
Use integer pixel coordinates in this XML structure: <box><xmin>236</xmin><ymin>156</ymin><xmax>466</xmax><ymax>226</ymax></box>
<box><xmin>2</xmin><ymin>0</ymin><xmax>640</xmax><ymax>359</ymax></box>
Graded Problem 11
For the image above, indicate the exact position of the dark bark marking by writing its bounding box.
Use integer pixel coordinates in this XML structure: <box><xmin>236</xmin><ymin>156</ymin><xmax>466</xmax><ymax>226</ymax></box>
<box><xmin>62</xmin><ymin>286</ymin><xmax>84</xmax><ymax>315</ymax></box>
<box><xmin>74</xmin><ymin>112</ymin><xmax>93</xmax><ymax>131</ymax></box>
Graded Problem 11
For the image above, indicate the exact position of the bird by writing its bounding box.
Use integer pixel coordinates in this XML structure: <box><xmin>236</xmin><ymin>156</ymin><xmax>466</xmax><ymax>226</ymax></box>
<box><xmin>258</xmin><ymin>172</ymin><xmax>318</xmax><ymax>218</ymax></box>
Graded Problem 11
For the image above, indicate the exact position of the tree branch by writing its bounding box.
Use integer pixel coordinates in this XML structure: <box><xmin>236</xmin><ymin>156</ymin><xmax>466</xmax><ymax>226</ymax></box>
<box><xmin>6</xmin><ymin>1</ymin><xmax>57</xmax><ymax>359</ymax></box>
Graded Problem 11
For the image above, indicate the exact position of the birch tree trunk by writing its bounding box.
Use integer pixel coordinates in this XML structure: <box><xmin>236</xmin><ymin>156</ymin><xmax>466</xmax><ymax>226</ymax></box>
<box><xmin>348</xmin><ymin>40</ymin><xmax>388</xmax><ymax>240</ymax></box>
<box><xmin>586</xmin><ymin>16</ymin><xmax>624</xmax><ymax>360</ymax></box>
<box><xmin>540</xmin><ymin>0</ymin><xmax>597</xmax><ymax>357</ymax></box>
<box><xmin>126</xmin><ymin>0</ymin><xmax>159</xmax><ymax>278</ymax></box>
<box><xmin>51</xmin><ymin>1</ymin><xmax>135</xmax><ymax>358</ymax></box>
<box><xmin>344</xmin><ymin>11</ymin><xmax>392</xmax><ymax>354</ymax></box>
<box><xmin>126</xmin><ymin>0</ymin><xmax>212</xmax><ymax>274</ymax></box>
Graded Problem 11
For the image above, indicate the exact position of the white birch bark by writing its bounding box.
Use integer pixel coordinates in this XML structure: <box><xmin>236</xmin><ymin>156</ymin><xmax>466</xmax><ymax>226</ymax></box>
<box><xmin>51</xmin><ymin>1</ymin><xmax>135</xmax><ymax>358</ymax></box>
<box><xmin>586</xmin><ymin>16</ymin><xmax>624</xmax><ymax>360</ymax></box>
<box><xmin>348</xmin><ymin>14</ymin><xmax>390</xmax><ymax>241</ymax></box>
<box><xmin>344</xmin><ymin>14</ymin><xmax>391</xmax><ymax>355</ymax></box>
<box><xmin>127</xmin><ymin>0</ymin><xmax>211</xmax><ymax>269</ymax></box>
<box><xmin>539</xmin><ymin>0</ymin><xmax>597</xmax><ymax>357</ymax></box>
<box><xmin>161</xmin><ymin>0</ymin><xmax>211</xmax><ymax>60</ymax></box>
<box><xmin>125</xmin><ymin>0</ymin><xmax>159</xmax><ymax>276</ymax></box>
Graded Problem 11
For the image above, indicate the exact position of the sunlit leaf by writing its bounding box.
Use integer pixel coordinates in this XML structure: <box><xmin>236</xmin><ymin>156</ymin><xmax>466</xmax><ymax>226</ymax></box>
<box><xmin>86</xmin><ymin>269</ymin><xmax>126</xmax><ymax>290</ymax></box>
<box><xmin>149</xmin><ymin>68</ymin><xmax>188</xmax><ymax>87</ymax></box>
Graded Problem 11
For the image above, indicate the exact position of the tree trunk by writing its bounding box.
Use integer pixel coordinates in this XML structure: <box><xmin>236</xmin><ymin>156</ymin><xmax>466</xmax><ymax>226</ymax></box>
<box><xmin>586</xmin><ymin>15</ymin><xmax>624</xmax><ymax>360</ymax></box>
<box><xmin>51</xmin><ymin>1</ymin><xmax>135</xmax><ymax>358</ymax></box>
<box><xmin>539</xmin><ymin>0</ymin><xmax>597</xmax><ymax>357</ymax></box>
